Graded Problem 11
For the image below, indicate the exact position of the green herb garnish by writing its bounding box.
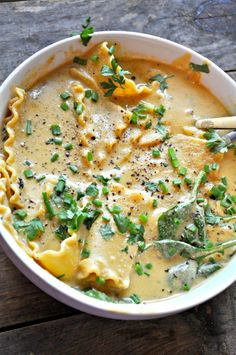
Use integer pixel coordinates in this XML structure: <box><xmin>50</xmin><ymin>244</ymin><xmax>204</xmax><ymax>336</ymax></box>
<box><xmin>149</xmin><ymin>74</ymin><xmax>173</xmax><ymax>92</ymax></box>
<box><xmin>13</xmin><ymin>218</ymin><xmax>45</xmax><ymax>241</ymax></box>
<box><xmin>26</xmin><ymin>120</ymin><xmax>32</xmax><ymax>135</ymax></box>
<box><xmin>51</xmin><ymin>152</ymin><xmax>59</xmax><ymax>162</ymax></box>
<box><xmin>204</xmin><ymin>129</ymin><xmax>234</xmax><ymax>153</ymax></box>
<box><xmin>189</xmin><ymin>62</ymin><xmax>210</xmax><ymax>73</ymax></box>
<box><xmin>99</xmin><ymin>223</ymin><xmax>115</xmax><ymax>240</ymax></box>
<box><xmin>60</xmin><ymin>91</ymin><xmax>71</xmax><ymax>100</ymax></box>
<box><xmin>80</xmin><ymin>16</ymin><xmax>94</xmax><ymax>46</ymax></box>
<box><xmin>85</xmin><ymin>183</ymin><xmax>99</xmax><ymax>197</ymax></box>
<box><xmin>23</xmin><ymin>169</ymin><xmax>34</xmax><ymax>179</ymax></box>
<box><xmin>51</xmin><ymin>125</ymin><xmax>61</xmax><ymax>136</ymax></box>
<box><xmin>42</xmin><ymin>192</ymin><xmax>56</xmax><ymax>219</ymax></box>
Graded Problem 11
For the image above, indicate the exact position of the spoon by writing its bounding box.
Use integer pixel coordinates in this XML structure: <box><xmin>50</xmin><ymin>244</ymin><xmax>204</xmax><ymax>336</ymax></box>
<box><xmin>195</xmin><ymin>117</ymin><xmax>236</xmax><ymax>143</ymax></box>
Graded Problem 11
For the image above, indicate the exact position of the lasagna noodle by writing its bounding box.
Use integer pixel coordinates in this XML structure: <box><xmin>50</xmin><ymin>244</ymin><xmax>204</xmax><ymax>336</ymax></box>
<box><xmin>3</xmin><ymin>87</ymin><xmax>25</xmax><ymax>208</ymax></box>
<box><xmin>31</xmin><ymin>234</ymin><xmax>81</xmax><ymax>280</ymax></box>
<box><xmin>71</xmin><ymin>42</ymin><xmax>151</xmax><ymax>98</ymax></box>
<box><xmin>77</xmin><ymin>183</ymin><xmax>155</xmax><ymax>291</ymax></box>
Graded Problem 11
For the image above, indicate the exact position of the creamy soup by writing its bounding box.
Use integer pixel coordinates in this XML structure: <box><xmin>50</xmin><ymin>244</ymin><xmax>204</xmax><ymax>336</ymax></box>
<box><xmin>1</xmin><ymin>41</ymin><xmax>235</xmax><ymax>304</ymax></box>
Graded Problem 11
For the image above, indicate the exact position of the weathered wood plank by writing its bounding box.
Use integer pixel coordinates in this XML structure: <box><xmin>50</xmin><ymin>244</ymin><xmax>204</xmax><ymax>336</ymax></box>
<box><xmin>0</xmin><ymin>250</ymin><xmax>76</xmax><ymax>328</ymax></box>
<box><xmin>0</xmin><ymin>0</ymin><xmax>236</xmax><ymax>87</ymax></box>
<box><xmin>0</xmin><ymin>285</ymin><xmax>235</xmax><ymax>355</ymax></box>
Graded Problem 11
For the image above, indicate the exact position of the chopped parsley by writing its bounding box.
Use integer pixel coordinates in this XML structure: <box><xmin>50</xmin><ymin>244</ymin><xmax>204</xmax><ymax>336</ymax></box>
<box><xmin>99</xmin><ymin>223</ymin><xmax>115</xmax><ymax>240</ymax></box>
<box><xmin>156</xmin><ymin>119</ymin><xmax>170</xmax><ymax>141</ymax></box>
<box><xmin>80</xmin><ymin>16</ymin><xmax>94</xmax><ymax>46</ymax></box>
<box><xmin>149</xmin><ymin>74</ymin><xmax>174</xmax><ymax>92</ymax></box>
<box><xmin>204</xmin><ymin>129</ymin><xmax>234</xmax><ymax>154</ymax></box>
<box><xmin>13</xmin><ymin>218</ymin><xmax>45</xmax><ymax>241</ymax></box>
<box><xmin>100</xmin><ymin>58</ymin><xmax>130</xmax><ymax>96</ymax></box>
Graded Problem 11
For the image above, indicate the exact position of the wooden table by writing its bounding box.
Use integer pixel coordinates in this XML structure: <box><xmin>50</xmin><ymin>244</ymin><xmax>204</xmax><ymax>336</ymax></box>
<box><xmin>0</xmin><ymin>0</ymin><xmax>235</xmax><ymax>353</ymax></box>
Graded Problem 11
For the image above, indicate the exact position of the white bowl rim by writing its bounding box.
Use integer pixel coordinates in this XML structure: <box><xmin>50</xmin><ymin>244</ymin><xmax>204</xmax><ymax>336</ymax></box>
<box><xmin>0</xmin><ymin>30</ymin><xmax>235</xmax><ymax>320</ymax></box>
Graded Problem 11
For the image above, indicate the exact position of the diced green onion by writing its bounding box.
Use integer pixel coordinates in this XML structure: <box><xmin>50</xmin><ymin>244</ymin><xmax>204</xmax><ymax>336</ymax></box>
<box><xmin>50</xmin><ymin>125</ymin><xmax>61</xmax><ymax>136</ymax></box>
<box><xmin>211</xmin><ymin>163</ymin><xmax>219</xmax><ymax>171</ymax></box>
<box><xmin>92</xmin><ymin>199</ymin><xmax>102</xmax><ymax>207</ymax></box>
<box><xmin>60</xmin><ymin>91</ymin><xmax>71</xmax><ymax>100</ymax></box>
<box><xmin>102</xmin><ymin>186</ymin><xmax>109</xmax><ymax>195</ymax></box>
<box><xmin>91</xmin><ymin>54</ymin><xmax>99</xmax><ymax>62</ymax></box>
<box><xmin>26</xmin><ymin>120</ymin><xmax>32</xmax><ymax>135</ymax></box>
<box><xmin>75</xmin><ymin>103</ymin><xmax>84</xmax><ymax>115</ymax></box>
<box><xmin>91</xmin><ymin>91</ymin><xmax>99</xmax><ymax>102</ymax></box>
<box><xmin>24</xmin><ymin>169</ymin><xmax>34</xmax><ymax>179</ymax></box>
<box><xmin>183</xmin><ymin>283</ymin><xmax>190</xmax><ymax>291</ymax></box>
<box><xmin>64</xmin><ymin>143</ymin><xmax>73</xmax><ymax>151</ymax></box>
<box><xmin>81</xmin><ymin>248</ymin><xmax>90</xmax><ymax>258</ymax></box>
<box><xmin>14</xmin><ymin>210</ymin><xmax>27</xmax><ymax>220</ymax></box>
<box><xmin>42</xmin><ymin>192</ymin><xmax>56</xmax><ymax>219</ymax></box>
<box><xmin>54</xmin><ymin>137</ymin><xmax>63</xmax><ymax>145</ymax></box>
<box><xmin>130</xmin><ymin>293</ymin><xmax>141</xmax><ymax>304</ymax></box>
<box><xmin>60</xmin><ymin>102</ymin><xmax>69</xmax><ymax>111</ymax></box>
<box><xmin>51</xmin><ymin>153</ymin><xmax>59</xmax><ymax>162</ymax></box>
<box><xmin>145</xmin><ymin>263</ymin><xmax>153</xmax><ymax>270</ymax></box>
<box><xmin>158</xmin><ymin>180</ymin><xmax>169</xmax><ymax>193</ymax></box>
<box><xmin>178</xmin><ymin>166</ymin><xmax>187</xmax><ymax>176</ymax></box>
<box><xmin>139</xmin><ymin>214</ymin><xmax>148</xmax><ymax>224</ymax></box>
<box><xmin>73</xmin><ymin>56</ymin><xmax>87</xmax><ymax>65</ymax></box>
<box><xmin>152</xmin><ymin>148</ymin><xmax>160</xmax><ymax>158</ymax></box>
<box><xmin>197</xmin><ymin>198</ymin><xmax>205</xmax><ymax>204</ymax></box>
<box><xmin>174</xmin><ymin>218</ymin><xmax>180</xmax><ymax>225</ymax></box>
<box><xmin>69</xmin><ymin>164</ymin><xmax>78</xmax><ymax>174</ymax></box>
<box><xmin>77</xmin><ymin>189</ymin><xmax>85</xmax><ymax>200</ymax></box>
<box><xmin>102</xmin><ymin>215</ymin><xmax>110</xmax><ymax>222</ymax></box>
<box><xmin>184</xmin><ymin>177</ymin><xmax>193</xmax><ymax>186</ymax></box>
<box><xmin>172</xmin><ymin>179</ymin><xmax>182</xmax><ymax>187</ymax></box>
<box><xmin>130</xmin><ymin>113</ymin><xmax>138</xmax><ymax>124</ymax></box>
<box><xmin>96</xmin><ymin>276</ymin><xmax>105</xmax><ymax>285</ymax></box>
<box><xmin>85</xmin><ymin>89</ymin><xmax>92</xmax><ymax>98</ymax></box>
<box><xmin>204</xmin><ymin>164</ymin><xmax>210</xmax><ymax>173</ymax></box>
<box><xmin>152</xmin><ymin>199</ymin><xmax>158</xmax><ymax>208</ymax></box>
<box><xmin>145</xmin><ymin>121</ymin><xmax>152</xmax><ymax>129</ymax></box>
<box><xmin>87</xmin><ymin>151</ymin><xmax>93</xmax><ymax>162</ymax></box>
<box><xmin>134</xmin><ymin>262</ymin><xmax>143</xmax><ymax>276</ymax></box>
<box><xmin>55</xmin><ymin>175</ymin><xmax>66</xmax><ymax>193</ymax></box>
<box><xmin>113</xmin><ymin>176</ymin><xmax>121</xmax><ymax>182</ymax></box>
<box><xmin>168</xmin><ymin>147</ymin><xmax>179</xmax><ymax>168</ymax></box>
<box><xmin>36</xmin><ymin>175</ymin><xmax>46</xmax><ymax>182</ymax></box>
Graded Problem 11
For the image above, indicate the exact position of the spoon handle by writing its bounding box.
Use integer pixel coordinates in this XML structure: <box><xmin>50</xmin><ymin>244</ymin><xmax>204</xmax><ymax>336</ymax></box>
<box><xmin>196</xmin><ymin>116</ymin><xmax>236</xmax><ymax>129</ymax></box>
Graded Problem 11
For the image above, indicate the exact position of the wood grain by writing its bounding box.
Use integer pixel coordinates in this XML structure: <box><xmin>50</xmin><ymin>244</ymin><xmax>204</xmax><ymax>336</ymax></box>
<box><xmin>0</xmin><ymin>0</ymin><xmax>236</xmax><ymax>87</ymax></box>
<box><xmin>0</xmin><ymin>0</ymin><xmax>235</xmax><ymax>354</ymax></box>
<box><xmin>0</xmin><ymin>289</ymin><xmax>235</xmax><ymax>355</ymax></box>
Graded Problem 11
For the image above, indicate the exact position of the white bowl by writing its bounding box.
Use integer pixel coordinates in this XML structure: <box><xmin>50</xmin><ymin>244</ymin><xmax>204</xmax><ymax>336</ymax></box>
<box><xmin>0</xmin><ymin>31</ymin><xmax>235</xmax><ymax>320</ymax></box>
